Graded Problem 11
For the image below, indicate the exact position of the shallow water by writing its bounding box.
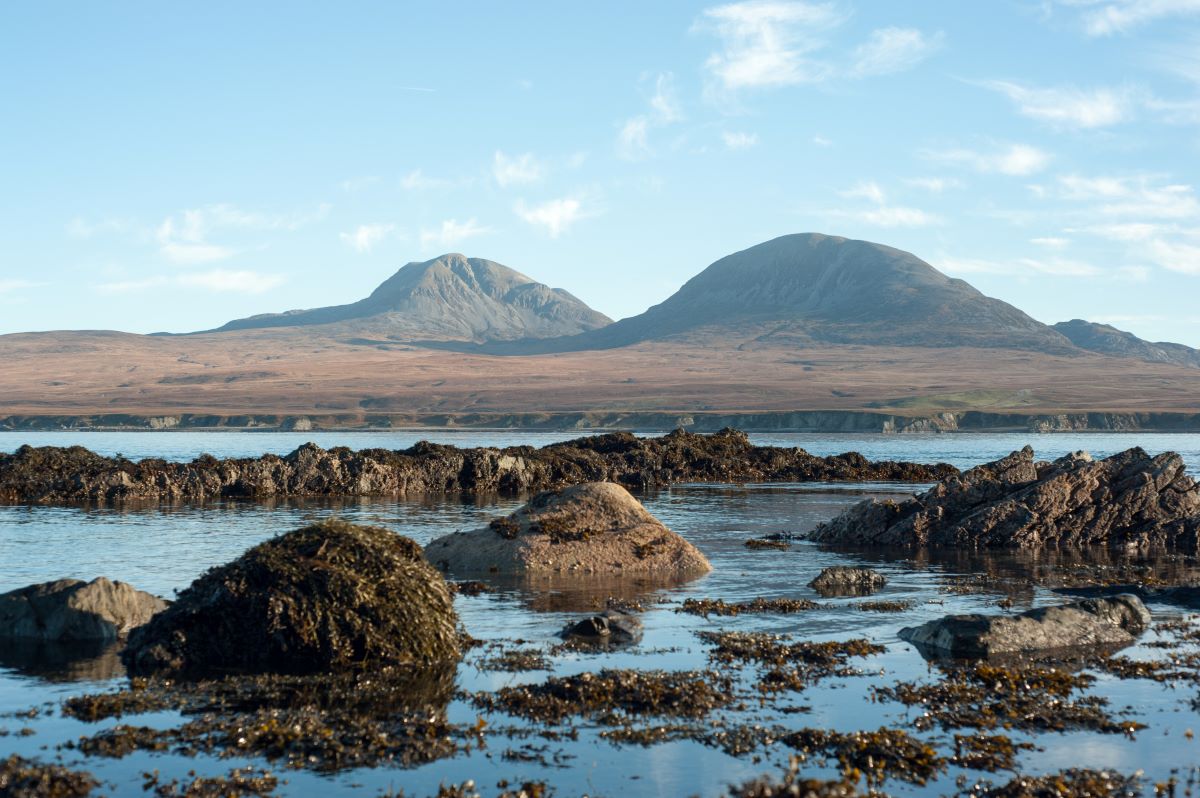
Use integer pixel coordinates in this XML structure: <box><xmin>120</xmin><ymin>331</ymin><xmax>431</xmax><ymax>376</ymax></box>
<box><xmin>2</xmin><ymin>432</ymin><xmax>1200</xmax><ymax>796</ymax></box>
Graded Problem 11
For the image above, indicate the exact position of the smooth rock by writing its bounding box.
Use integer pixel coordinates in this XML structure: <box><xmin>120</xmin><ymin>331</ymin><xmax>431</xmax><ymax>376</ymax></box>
<box><xmin>122</xmin><ymin>519</ymin><xmax>460</xmax><ymax>676</ymax></box>
<box><xmin>424</xmin><ymin>481</ymin><xmax>712</xmax><ymax>577</ymax></box>
<box><xmin>807</xmin><ymin>446</ymin><xmax>1200</xmax><ymax>549</ymax></box>
<box><xmin>0</xmin><ymin>578</ymin><xmax>166</xmax><ymax>642</ymax></box>
<box><xmin>560</xmin><ymin>610</ymin><xmax>644</xmax><ymax>646</ymax></box>
<box><xmin>899</xmin><ymin>595</ymin><xmax>1151</xmax><ymax>658</ymax></box>
<box><xmin>808</xmin><ymin>566</ymin><xmax>887</xmax><ymax>596</ymax></box>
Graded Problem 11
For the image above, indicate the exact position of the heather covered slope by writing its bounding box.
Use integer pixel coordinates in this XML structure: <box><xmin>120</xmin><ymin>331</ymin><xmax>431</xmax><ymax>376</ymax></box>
<box><xmin>209</xmin><ymin>253</ymin><xmax>612</xmax><ymax>342</ymax></box>
<box><xmin>1053</xmin><ymin>319</ymin><xmax>1200</xmax><ymax>369</ymax></box>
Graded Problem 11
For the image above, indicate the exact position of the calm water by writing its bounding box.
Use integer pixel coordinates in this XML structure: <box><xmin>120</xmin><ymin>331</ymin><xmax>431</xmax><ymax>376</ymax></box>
<box><xmin>1</xmin><ymin>432</ymin><xmax>1199</xmax><ymax>796</ymax></box>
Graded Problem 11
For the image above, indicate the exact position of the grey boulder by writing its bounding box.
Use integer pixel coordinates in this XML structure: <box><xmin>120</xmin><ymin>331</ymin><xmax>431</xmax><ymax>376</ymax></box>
<box><xmin>808</xmin><ymin>566</ymin><xmax>887</xmax><ymax>596</ymax></box>
<box><xmin>898</xmin><ymin>595</ymin><xmax>1151</xmax><ymax>658</ymax></box>
<box><xmin>560</xmin><ymin>610</ymin><xmax>643</xmax><ymax>647</ymax></box>
<box><xmin>0</xmin><ymin>578</ymin><xmax>167</xmax><ymax>642</ymax></box>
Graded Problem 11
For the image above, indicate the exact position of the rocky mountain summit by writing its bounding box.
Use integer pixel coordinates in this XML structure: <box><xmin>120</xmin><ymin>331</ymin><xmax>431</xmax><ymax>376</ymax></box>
<box><xmin>1053</xmin><ymin>319</ymin><xmax>1200</xmax><ymax>369</ymax></box>
<box><xmin>209</xmin><ymin>253</ymin><xmax>611</xmax><ymax>342</ymax></box>
<box><xmin>807</xmin><ymin>445</ymin><xmax>1200</xmax><ymax>550</ymax></box>
<box><xmin>524</xmin><ymin>233</ymin><xmax>1076</xmax><ymax>353</ymax></box>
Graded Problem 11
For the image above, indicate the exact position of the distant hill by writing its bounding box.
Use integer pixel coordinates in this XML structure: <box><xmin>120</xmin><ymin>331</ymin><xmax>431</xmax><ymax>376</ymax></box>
<box><xmin>1053</xmin><ymin>319</ymin><xmax>1200</xmax><ymax>369</ymax></box>
<box><xmin>517</xmin><ymin>233</ymin><xmax>1075</xmax><ymax>353</ymax></box>
<box><xmin>207</xmin><ymin>254</ymin><xmax>612</xmax><ymax>342</ymax></box>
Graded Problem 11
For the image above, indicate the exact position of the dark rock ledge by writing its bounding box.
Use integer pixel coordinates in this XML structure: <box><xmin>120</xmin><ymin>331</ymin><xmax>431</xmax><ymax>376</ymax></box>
<box><xmin>0</xmin><ymin>428</ymin><xmax>956</xmax><ymax>505</ymax></box>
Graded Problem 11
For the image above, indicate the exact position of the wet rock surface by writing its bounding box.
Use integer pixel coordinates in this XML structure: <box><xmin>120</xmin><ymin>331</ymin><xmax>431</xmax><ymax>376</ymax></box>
<box><xmin>0</xmin><ymin>577</ymin><xmax>165</xmax><ymax>643</ymax></box>
<box><xmin>424</xmin><ymin>482</ymin><xmax>711</xmax><ymax>577</ymax></box>
<box><xmin>0</xmin><ymin>754</ymin><xmax>97</xmax><ymax>798</ymax></box>
<box><xmin>122</xmin><ymin>519</ymin><xmax>460</xmax><ymax>675</ymax></box>
<box><xmin>899</xmin><ymin>595</ymin><xmax>1151</xmax><ymax>658</ymax></box>
<box><xmin>560</xmin><ymin>610</ymin><xmax>643</xmax><ymax>647</ymax></box>
<box><xmin>0</xmin><ymin>428</ymin><xmax>956</xmax><ymax>505</ymax></box>
<box><xmin>808</xmin><ymin>445</ymin><xmax>1200</xmax><ymax>549</ymax></box>
<box><xmin>808</xmin><ymin>566</ymin><xmax>887</xmax><ymax>597</ymax></box>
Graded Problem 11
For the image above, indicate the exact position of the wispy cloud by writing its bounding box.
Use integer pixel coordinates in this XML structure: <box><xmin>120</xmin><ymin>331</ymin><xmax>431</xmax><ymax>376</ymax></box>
<box><xmin>1031</xmin><ymin>236</ymin><xmax>1071</xmax><ymax>248</ymax></box>
<box><xmin>1149</xmin><ymin>239</ymin><xmax>1200</xmax><ymax>274</ymax></box>
<box><xmin>834</xmin><ymin>181</ymin><xmax>939</xmax><ymax>227</ymax></box>
<box><xmin>906</xmin><ymin>177</ymin><xmax>962</xmax><ymax>192</ymax></box>
<box><xmin>95</xmin><ymin>276</ymin><xmax>171</xmax><ymax>295</ymax></box>
<box><xmin>155</xmin><ymin>203</ymin><xmax>330</xmax><ymax>264</ymax></box>
<box><xmin>1056</xmin><ymin>174</ymin><xmax>1200</xmax><ymax>218</ymax></box>
<box><xmin>66</xmin><ymin>217</ymin><xmax>137</xmax><ymax>239</ymax></box>
<box><xmin>419</xmin><ymin>218</ymin><xmax>492</xmax><ymax>251</ymax></box>
<box><xmin>938</xmin><ymin>255</ymin><xmax>1102</xmax><ymax>277</ymax></box>
<box><xmin>924</xmin><ymin>143</ymin><xmax>1052</xmax><ymax>176</ymax></box>
<box><xmin>400</xmin><ymin>169</ymin><xmax>468</xmax><ymax>191</ymax></box>
<box><xmin>339</xmin><ymin>175</ymin><xmax>380</xmax><ymax>192</ymax></box>
<box><xmin>339</xmin><ymin>223</ymin><xmax>397</xmax><ymax>253</ymax></box>
<box><xmin>721</xmin><ymin>130</ymin><xmax>759</xmax><ymax>149</ymax></box>
<box><xmin>1055</xmin><ymin>0</ymin><xmax>1200</xmax><ymax>36</ymax></box>
<box><xmin>514</xmin><ymin>196</ymin><xmax>596</xmax><ymax>237</ymax></box>
<box><xmin>617</xmin><ymin>73</ymin><xmax>682</xmax><ymax>160</ymax></box>
<box><xmin>839</xmin><ymin>180</ymin><xmax>886</xmax><ymax>203</ymax></box>
<box><xmin>849</xmin><ymin>27</ymin><xmax>943</xmax><ymax>77</ymax></box>
<box><xmin>493</xmin><ymin>151</ymin><xmax>544</xmax><ymax>187</ymax></box>
<box><xmin>0</xmin><ymin>279</ymin><xmax>43</xmax><ymax>294</ymax></box>
<box><xmin>697</xmin><ymin>1</ymin><xmax>843</xmax><ymax>90</ymax></box>
<box><xmin>980</xmin><ymin>80</ymin><xmax>1134</xmax><ymax>128</ymax></box>
<box><xmin>176</xmin><ymin>269</ymin><xmax>286</xmax><ymax>293</ymax></box>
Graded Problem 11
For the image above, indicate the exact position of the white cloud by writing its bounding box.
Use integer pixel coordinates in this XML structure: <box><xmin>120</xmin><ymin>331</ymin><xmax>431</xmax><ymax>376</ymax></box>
<box><xmin>1071</xmin><ymin>222</ymin><xmax>1166</xmax><ymax>241</ymax></box>
<box><xmin>839</xmin><ymin>181</ymin><xmax>886</xmax><ymax>203</ymax></box>
<box><xmin>1056</xmin><ymin>174</ymin><xmax>1200</xmax><ymax>218</ymax></box>
<box><xmin>981</xmin><ymin>80</ymin><xmax>1133</xmax><ymax>128</ymax></box>
<box><xmin>925</xmin><ymin>143</ymin><xmax>1052</xmax><ymax>176</ymax></box>
<box><xmin>1149</xmin><ymin>239</ymin><xmax>1200</xmax><ymax>274</ymax></box>
<box><xmin>1058</xmin><ymin>0</ymin><xmax>1200</xmax><ymax>36</ymax></box>
<box><xmin>721</xmin><ymin>130</ymin><xmax>759</xmax><ymax>149</ymax></box>
<box><xmin>906</xmin><ymin>177</ymin><xmax>962</xmax><ymax>192</ymax></box>
<box><xmin>66</xmin><ymin>217</ymin><xmax>135</xmax><ymax>239</ymax></box>
<box><xmin>339</xmin><ymin>175</ymin><xmax>380</xmax><ymax>192</ymax></box>
<box><xmin>812</xmin><ymin>134</ymin><xmax>832</xmax><ymax>146</ymax></box>
<box><xmin>617</xmin><ymin>117</ymin><xmax>652</xmax><ymax>161</ymax></box>
<box><xmin>154</xmin><ymin>203</ymin><xmax>329</xmax><ymax>264</ymax></box>
<box><xmin>514</xmin><ymin>197</ymin><xmax>595</xmax><ymax>238</ymax></box>
<box><xmin>1031</xmin><ymin>236</ymin><xmax>1071</xmax><ymax>248</ymax></box>
<box><xmin>492</xmin><ymin>151</ymin><xmax>544</xmax><ymax>187</ymax></box>
<box><xmin>648</xmin><ymin>73</ymin><xmax>683</xmax><ymax>123</ymax></box>
<box><xmin>400</xmin><ymin>169</ymin><xmax>462</xmax><ymax>191</ymax></box>
<box><xmin>849</xmin><ymin>27</ymin><xmax>942</xmax><ymax>77</ymax></box>
<box><xmin>340</xmin><ymin>223</ymin><xmax>396</xmax><ymax>253</ymax></box>
<box><xmin>0</xmin><ymin>279</ymin><xmax>42</xmax><ymax>294</ymax></box>
<box><xmin>698</xmin><ymin>0</ymin><xmax>843</xmax><ymax>90</ymax></box>
<box><xmin>419</xmin><ymin>218</ymin><xmax>492</xmax><ymax>251</ymax></box>
<box><xmin>176</xmin><ymin>269</ymin><xmax>285</xmax><ymax>293</ymax></box>
<box><xmin>937</xmin><ymin>255</ymin><xmax>1100</xmax><ymax>277</ymax></box>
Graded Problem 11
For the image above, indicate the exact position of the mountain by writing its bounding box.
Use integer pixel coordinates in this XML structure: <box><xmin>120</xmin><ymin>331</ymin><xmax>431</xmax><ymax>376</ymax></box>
<box><xmin>207</xmin><ymin>254</ymin><xmax>612</xmax><ymax>342</ymax></box>
<box><xmin>1053</xmin><ymin>319</ymin><xmax>1200</xmax><ymax>369</ymax></box>
<box><xmin>519</xmin><ymin>233</ymin><xmax>1074</xmax><ymax>353</ymax></box>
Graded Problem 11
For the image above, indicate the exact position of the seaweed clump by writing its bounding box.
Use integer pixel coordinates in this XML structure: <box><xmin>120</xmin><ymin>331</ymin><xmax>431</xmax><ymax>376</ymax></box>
<box><xmin>472</xmin><ymin>669</ymin><xmax>734</xmax><ymax>723</ymax></box>
<box><xmin>141</xmin><ymin>768</ymin><xmax>279</xmax><ymax>797</ymax></box>
<box><xmin>960</xmin><ymin>769</ymin><xmax>1141</xmax><ymax>798</ymax></box>
<box><xmin>122</xmin><ymin>520</ymin><xmax>460</xmax><ymax>675</ymax></box>
<box><xmin>679</xmin><ymin>598</ymin><xmax>820</xmax><ymax>617</ymax></box>
<box><xmin>0</xmin><ymin>754</ymin><xmax>97</xmax><ymax>798</ymax></box>
<box><xmin>784</xmin><ymin>727</ymin><xmax>946</xmax><ymax>786</ymax></box>
<box><xmin>728</xmin><ymin>757</ymin><xmax>861</xmax><ymax>798</ymax></box>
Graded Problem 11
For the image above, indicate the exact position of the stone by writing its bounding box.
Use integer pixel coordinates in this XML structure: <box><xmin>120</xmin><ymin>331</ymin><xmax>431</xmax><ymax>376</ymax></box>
<box><xmin>424</xmin><ymin>482</ymin><xmax>712</xmax><ymax>578</ymax></box>
<box><xmin>898</xmin><ymin>595</ymin><xmax>1151</xmax><ymax>658</ymax></box>
<box><xmin>560</xmin><ymin>610</ymin><xmax>643</xmax><ymax>646</ymax></box>
<box><xmin>807</xmin><ymin>446</ymin><xmax>1200</xmax><ymax>550</ymax></box>
<box><xmin>0</xmin><ymin>577</ymin><xmax>166</xmax><ymax>642</ymax></box>
<box><xmin>122</xmin><ymin>519</ymin><xmax>460</xmax><ymax>676</ymax></box>
<box><xmin>808</xmin><ymin>566</ymin><xmax>887</xmax><ymax>597</ymax></box>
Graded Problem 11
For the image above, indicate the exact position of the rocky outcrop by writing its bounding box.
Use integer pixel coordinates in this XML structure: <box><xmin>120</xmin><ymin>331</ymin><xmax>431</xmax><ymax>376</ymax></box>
<box><xmin>899</xmin><ymin>595</ymin><xmax>1151</xmax><ymax>658</ymax></box>
<box><xmin>0</xmin><ymin>578</ymin><xmax>166</xmax><ymax>642</ymax></box>
<box><xmin>561</xmin><ymin>610</ymin><xmax>644</xmax><ymax>647</ymax></box>
<box><xmin>808</xmin><ymin>567</ymin><xmax>887</xmax><ymax>597</ymax></box>
<box><xmin>122</xmin><ymin>520</ymin><xmax>460</xmax><ymax>676</ymax></box>
<box><xmin>807</xmin><ymin>446</ymin><xmax>1200</xmax><ymax>550</ymax></box>
<box><xmin>424</xmin><ymin>482</ymin><xmax>711</xmax><ymax>578</ymax></box>
<box><xmin>0</xmin><ymin>428</ymin><xmax>956</xmax><ymax>505</ymax></box>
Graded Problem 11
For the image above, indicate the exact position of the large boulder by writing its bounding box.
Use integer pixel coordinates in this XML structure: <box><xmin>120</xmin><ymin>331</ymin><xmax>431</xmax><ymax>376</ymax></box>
<box><xmin>424</xmin><ymin>482</ymin><xmax>712</xmax><ymax>577</ymax></box>
<box><xmin>899</xmin><ymin>595</ymin><xmax>1151</xmax><ymax>658</ymax></box>
<box><xmin>0</xmin><ymin>578</ymin><xmax>165</xmax><ymax>642</ymax></box>
<box><xmin>807</xmin><ymin>446</ymin><xmax>1200</xmax><ymax>549</ymax></box>
<box><xmin>122</xmin><ymin>519</ymin><xmax>460</xmax><ymax>675</ymax></box>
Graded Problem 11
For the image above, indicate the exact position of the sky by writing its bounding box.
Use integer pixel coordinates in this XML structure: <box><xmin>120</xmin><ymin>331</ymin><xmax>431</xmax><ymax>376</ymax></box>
<box><xmin>2</xmin><ymin>1</ymin><xmax>1200</xmax><ymax>344</ymax></box>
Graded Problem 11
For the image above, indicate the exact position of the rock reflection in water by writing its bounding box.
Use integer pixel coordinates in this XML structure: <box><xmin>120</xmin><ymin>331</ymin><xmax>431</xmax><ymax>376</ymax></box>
<box><xmin>0</xmin><ymin>638</ymin><xmax>125</xmax><ymax>682</ymax></box>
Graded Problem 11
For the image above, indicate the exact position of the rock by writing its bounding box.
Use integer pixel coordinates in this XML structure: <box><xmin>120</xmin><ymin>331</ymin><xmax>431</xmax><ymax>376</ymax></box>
<box><xmin>0</xmin><ymin>428</ymin><xmax>957</xmax><ymax>505</ymax></box>
<box><xmin>807</xmin><ymin>446</ymin><xmax>1200</xmax><ymax>550</ymax></box>
<box><xmin>424</xmin><ymin>482</ymin><xmax>712</xmax><ymax>578</ymax></box>
<box><xmin>122</xmin><ymin>519</ymin><xmax>460</xmax><ymax>676</ymax></box>
<box><xmin>898</xmin><ymin>595</ymin><xmax>1151</xmax><ymax>658</ymax></box>
<box><xmin>561</xmin><ymin>610</ymin><xmax>644</xmax><ymax>646</ymax></box>
<box><xmin>0</xmin><ymin>755</ymin><xmax>97</xmax><ymax>798</ymax></box>
<box><xmin>808</xmin><ymin>567</ymin><xmax>887</xmax><ymax>597</ymax></box>
<box><xmin>0</xmin><ymin>578</ymin><xmax>166</xmax><ymax>642</ymax></box>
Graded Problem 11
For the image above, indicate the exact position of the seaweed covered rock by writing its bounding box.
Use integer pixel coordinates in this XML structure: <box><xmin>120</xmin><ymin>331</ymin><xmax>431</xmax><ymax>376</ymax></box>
<box><xmin>808</xmin><ymin>566</ymin><xmax>887</xmax><ymax>597</ymax></box>
<box><xmin>561</xmin><ymin>610</ymin><xmax>644</xmax><ymax>647</ymax></box>
<box><xmin>807</xmin><ymin>446</ymin><xmax>1200</xmax><ymax>549</ymax></box>
<box><xmin>424</xmin><ymin>482</ymin><xmax>711</xmax><ymax>577</ymax></box>
<box><xmin>0</xmin><ymin>577</ymin><xmax>166</xmax><ymax>642</ymax></box>
<box><xmin>899</xmin><ymin>595</ymin><xmax>1151</xmax><ymax>658</ymax></box>
<box><xmin>122</xmin><ymin>519</ymin><xmax>459</xmax><ymax>675</ymax></box>
<box><xmin>0</xmin><ymin>754</ymin><xmax>97</xmax><ymax>798</ymax></box>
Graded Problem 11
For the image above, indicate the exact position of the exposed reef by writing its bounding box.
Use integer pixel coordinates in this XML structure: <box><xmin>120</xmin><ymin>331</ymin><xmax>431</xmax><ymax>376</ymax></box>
<box><xmin>0</xmin><ymin>428</ymin><xmax>956</xmax><ymax>505</ymax></box>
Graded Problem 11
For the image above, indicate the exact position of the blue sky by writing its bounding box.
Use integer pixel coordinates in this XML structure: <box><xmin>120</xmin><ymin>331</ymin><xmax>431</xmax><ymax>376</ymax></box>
<box><xmin>2</xmin><ymin>1</ymin><xmax>1199</xmax><ymax>343</ymax></box>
